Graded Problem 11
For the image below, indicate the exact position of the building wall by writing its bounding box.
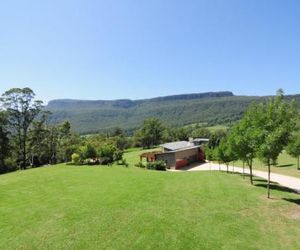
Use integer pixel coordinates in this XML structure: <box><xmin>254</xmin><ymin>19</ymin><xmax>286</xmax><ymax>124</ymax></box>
<box><xmin>174</xmin><ymin>148</ymin><xmax>199</xmax><ymax>163</ymax></box>
<box><xmin>155</xmin><ymin>152</ymin><xmax>176</xmax><ymax>168</ymax></box>
<box><xmin>156</xmin><ymin>147</ymin><xmax>200</xmax><ymax>169</ymax></box>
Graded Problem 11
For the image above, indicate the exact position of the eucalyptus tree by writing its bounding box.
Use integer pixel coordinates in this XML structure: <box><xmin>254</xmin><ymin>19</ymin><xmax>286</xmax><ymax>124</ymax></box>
<box><xmin>28</xmin><ymin>117</ymin><xmax>49</xmax><ymax>167</ymax></box>
<box><xmin>0</xmin><ymin>88</ymin><xmax>43</xmax><ymax>169</ymax></box>
<box><xmin>135</xmin><ymin>118</ymin><xmax>165</xmax><ymax>149</ymax></box>
<box><xmin>0</xmin><ymin>111</ymin><xmax>10</xmax><ymax>173</ymax></box>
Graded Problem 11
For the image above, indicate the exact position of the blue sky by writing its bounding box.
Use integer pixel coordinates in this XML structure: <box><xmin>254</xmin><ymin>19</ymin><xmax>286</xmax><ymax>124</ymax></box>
<box><xmin>0</xmin><ymin>0</ymin><xmax>300</xmax><ymax>103</ymax></box>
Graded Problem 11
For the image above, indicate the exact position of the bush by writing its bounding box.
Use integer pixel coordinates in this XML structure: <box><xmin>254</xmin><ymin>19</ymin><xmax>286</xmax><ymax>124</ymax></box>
<box><xmin>118</xmin><ymin>158</ymin><xmax>128</xmax><ymax>167</ymax></box>
<box><xmin>99</xmin><ymin>144</ymin><xmax>117</xmax><ymax>164</ymax></box>
<box><xmin>99</xmin><ymin>157</ymin><xmax>113</xmax><ymax>165</ymax></box>
<box><xmin>113</xmin><ymin>149</ymin><xmax>124</xmax><ymax>162</ymax></box>
<box><xmin>71</xmin><ymin>153</ymin><xmax>80</xmax><ymax>165</ymax></box>
<box><xmin>135</xmin><ymin>161</ymin><xmax>145</xmax><ymax>168</ymax></box>
<box><xmin>84</xmin><ymin>144</ymin><xmax>97</xmax><ymax>159</ymax></box>
<box><xmin>1</xmin><ymin>158</ymin><xmax>18</xmax><ymax>173</ymax></box>
<box><xmin>146</xmin><ymin>160</ymin><xmax>166</xmax><ymax>171</ymax></box>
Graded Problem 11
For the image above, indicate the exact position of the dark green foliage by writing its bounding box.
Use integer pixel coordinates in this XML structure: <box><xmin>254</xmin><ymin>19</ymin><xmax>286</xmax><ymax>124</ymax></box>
<box><xmin>135</xmin><ymin>161</ymin><xmax>145</xmax><ymax>168</ymax></box>
<box><xmin>134</xmin><ymin>159</ymin><xmax>166</xmax><ymax>171</ymax></box>
<box><xmin>118</xmin><ymin>158</ymin><xmax>128</xmax><ymax>167</ymax></box>
<box><xmin>146</xmin><ymin>160</ymin><xmax>167</xmax><ymax>171</ymax></box>
<box><xmin>216</xmin><ymin>139</ymin><xmax>236</xmax><ymax>173</ymax></box>
<box><xmin>113</xmin><ymin>149</ymin><xmax>124</xmax><ymax>162</ymax></box>
<box><xmin>83</xmin><ymin>144</ymin><xmax>97</xmax><ymax>159</ymax></box>
<box><xmin>1</xmin><ymin>88</ymin><xmax>44</xmax><ymax>169</ymax></box>
<box><xmin>134</xmin><ymin>118</ymin><xmax>164</xmax><ymax>148</ymax></box>
<box><xmin>99</xmin><ymin>144</ymin><xmax>117</xmax><ymax>164</ymax></box>
<box><xmin>46</xmin><ymin>92</ymin><xmax>264</xmax><ymax>134</ymax></box>
<box><xmin>208</xmin><ymin>129</ymin><xmax>228</xmax><ymax>148</ymax></box>
<box><xmin>286</xmin><ymin>132</ymin><xmax>300</xmax><ymax>170</ymax></box>
<box><xmin>0</xmin><ymin>111</ymin><xmax>10</xmax><ymax>173</ymax></box>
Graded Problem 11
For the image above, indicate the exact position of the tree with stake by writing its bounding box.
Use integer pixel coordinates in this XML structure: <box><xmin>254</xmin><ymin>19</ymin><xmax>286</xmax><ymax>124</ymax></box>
<box><xmin>217</xmin><ymin>139</ymin><xmax>234</xmax><ymax>173</ymax></box>
<box><xmin>230</xmin><ymin>103</ymin><xmax>265</xmax><ymax>185</ymax></box>
<box><xmin>257</xmin><ymin>90</ymin><xmax>297</xmax><ymax>198</ymax></box>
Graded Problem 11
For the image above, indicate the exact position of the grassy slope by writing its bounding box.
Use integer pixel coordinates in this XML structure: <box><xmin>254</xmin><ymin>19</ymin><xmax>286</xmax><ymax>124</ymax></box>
<box><xmin>0</xmin><ymin>149</ymin><xmax>300</xmax><ymax>249</ymax></box>
<box><xmin>234</xmin><ymin>151</ymin><xmax>300</xmax><ymax>178</ymax></box>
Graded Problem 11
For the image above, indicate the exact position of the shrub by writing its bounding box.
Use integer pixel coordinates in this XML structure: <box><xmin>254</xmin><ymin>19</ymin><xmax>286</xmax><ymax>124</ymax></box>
<box><xmin>1</xmin><ymin>158</ymin><xmax>18</xmax><ymax>173</ymax></box>
<box><xmin>146</xmin><ymin>160</ymin><xmax>166</xmax><ymax>171</ymax></box>
<box><xmin>113</xmin><ymin>149</ymin><xmax>124</xmax><ymax>162</ymax></box>
<box><xmin>118</xmin><ymin>158</ymin><xmax>129</xmax><ymax>167</ymax></box>
<box><xmin>71</xmin><ymin>153</ymin><xmax>80</xmax><ymax>165</ymax></box>
<box><xmin>99</xmin><ymin>144</ymin><xmax>117</xmax><ymax>164</ymax></box>
<box><xmin>84</xmin><ymin>144</ymin><xmax>97</xmax><ymax>159</ymax></box>
<box><xmin>99</xmin><ymin>157</ymin><xmax>112</xmax><ymax>165</ymax></box>
<box><xmin>135</xmin><ymin>161</ymin><xmax>145</xmax><ymax>168</ymax></box>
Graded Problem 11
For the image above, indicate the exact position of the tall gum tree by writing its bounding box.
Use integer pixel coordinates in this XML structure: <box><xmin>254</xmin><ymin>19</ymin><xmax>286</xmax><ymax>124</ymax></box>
<box><xmin>0</xmin><ymin>88</ymin><xmax>43</xmax><ymax>169</ymax></box>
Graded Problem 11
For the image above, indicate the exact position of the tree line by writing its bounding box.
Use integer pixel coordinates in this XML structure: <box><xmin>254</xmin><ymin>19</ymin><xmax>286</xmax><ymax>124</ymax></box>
<box><xmin>0</xmin><ymin>87</ymin><xmax>229</xmax><ymax>174</ymax></box>
<box><xmin>206</xmin><ymin>89</ymin><xmax>300</xmax><ymax>198</ymax></box>
<box><xmin>0</xmin><ymin>88</ymin><xmax>82</xmax><ymax>173</ymax></box>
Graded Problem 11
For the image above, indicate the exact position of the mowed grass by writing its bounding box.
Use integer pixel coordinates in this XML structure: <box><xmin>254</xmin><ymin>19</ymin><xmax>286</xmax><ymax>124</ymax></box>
<box><xmin>0</xmin><ymin>149</ymin><xmax>300</xmax><ymax>249</ymax></box>
<box><xmin>235</xmin><ymin>150</ymin><xmax>300</xmax><ymax>178</ymax></box>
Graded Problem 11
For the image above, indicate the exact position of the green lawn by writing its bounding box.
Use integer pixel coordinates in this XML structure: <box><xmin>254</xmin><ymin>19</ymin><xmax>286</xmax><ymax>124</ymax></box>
<box><xmin>1</xmin><ymin>149</ymin><xmax>300</xmax><ymax>249</ymax></box>
<box><xmin>234</xmin><ymin>151</ymin><xmax>300</xmax><ymax>178</ymax></box>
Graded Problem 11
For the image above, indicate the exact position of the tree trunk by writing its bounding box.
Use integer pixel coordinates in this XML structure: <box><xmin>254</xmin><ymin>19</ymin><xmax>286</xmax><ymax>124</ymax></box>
<box><xmin>232</xmin><ymin>161</ymin><xmax>234</xmax><ymax>173</ymax></box>
<box><xmin>267</xmin><ymin>164</ymin><xmax>271</xmax><ymax>198</ymax></box>
<box><xmin>249</xmin><ymin>159</ymin><xmax>253</xmax><ymax>185</ymax></box>
<box><xmin>242</xmin><ymin>161</ymin><xmax>245</xmax><ymax>179</ymax></box>
<box><xmin>226</xmin><ymin>164</ymin><xmax>228</xmax><ymax>173</ymax></box>
<box><xmin>249</xmin><ymin>165</ymin><xmax>253</xmax><ymax>185</ymax></box>
<box><xmin>22</xmin><ymin>131</ymin><xmax>27</xmax><ymax>169</ymax></box>
<box><xmin>298</xmin><ymin>156</ymin><xmax>299</xmax><ymax>170</ymax></box>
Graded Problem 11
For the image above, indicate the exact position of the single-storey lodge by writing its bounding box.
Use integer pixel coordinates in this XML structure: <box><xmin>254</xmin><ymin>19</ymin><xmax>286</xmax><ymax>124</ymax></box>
<box><xmin>140</xmin><ymin>138</ymin><xmax>209</xmax><ymax>170</ymax></box>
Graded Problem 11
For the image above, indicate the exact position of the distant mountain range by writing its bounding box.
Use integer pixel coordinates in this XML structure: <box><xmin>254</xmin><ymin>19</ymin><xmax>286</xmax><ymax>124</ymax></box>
<box><xmin>46</xmin><ymin>91</ymin><xmax>300</xmax><ymax>134</ymax></box>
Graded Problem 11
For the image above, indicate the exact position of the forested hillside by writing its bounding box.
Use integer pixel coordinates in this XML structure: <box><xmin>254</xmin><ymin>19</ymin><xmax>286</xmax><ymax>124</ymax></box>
<box><xmin>46</xmin><ymin>91</ymin><xmax>300</xmax><ymax>134</ymax></box>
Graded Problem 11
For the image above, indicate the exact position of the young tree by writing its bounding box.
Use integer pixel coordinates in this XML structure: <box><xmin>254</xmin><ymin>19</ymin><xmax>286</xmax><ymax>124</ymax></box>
<box><xmin>286</xmin><ymin>132</ymin><xmax>300</xmax><ymax>170</ymax></box>
<box><xmin>217</xmin><ymin>139</ymin><xmax>234</xmax><ymax>173</ymax></box>
<box><xmin>0</xmin><ymin>88</ymin><xmax>43</xmax><ymax>169</ymax></box>
<box><xmin>257</xmin><ymin>91</ymin><xmax>298</xmax><ymax>198</ymax></box>
<box><xmin>229</xmin><ymin>103</ymin><xmax>265</xmax><ymax>185</ymax></box>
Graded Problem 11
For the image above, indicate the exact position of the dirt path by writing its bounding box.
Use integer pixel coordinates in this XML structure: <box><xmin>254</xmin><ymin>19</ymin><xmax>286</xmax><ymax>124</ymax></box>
<box><xmin>172</xmin><ymin>162</ymin><xmax>300</xmax><ymax>193</ymax></box>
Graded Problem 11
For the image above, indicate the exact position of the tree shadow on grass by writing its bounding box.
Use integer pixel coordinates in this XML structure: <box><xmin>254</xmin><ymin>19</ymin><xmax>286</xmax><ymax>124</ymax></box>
<box><xmin>275</xmin><ymin>164</ymin><xmax>294</xmax><ymax>168</ymax></box>
<box><xmin>282</xmin><ymin>198</ymin><xmax>300</xmax><ymax>205</ymax></box>
<box><xmin>255</xmin><ymin>182</ymin><xmax>299</xmax><ymax>194</ymax></box>
<box><xmin>253</xmin><ymin>178</ymin><xmax>276</xmax><ymax>184</ymax></box>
